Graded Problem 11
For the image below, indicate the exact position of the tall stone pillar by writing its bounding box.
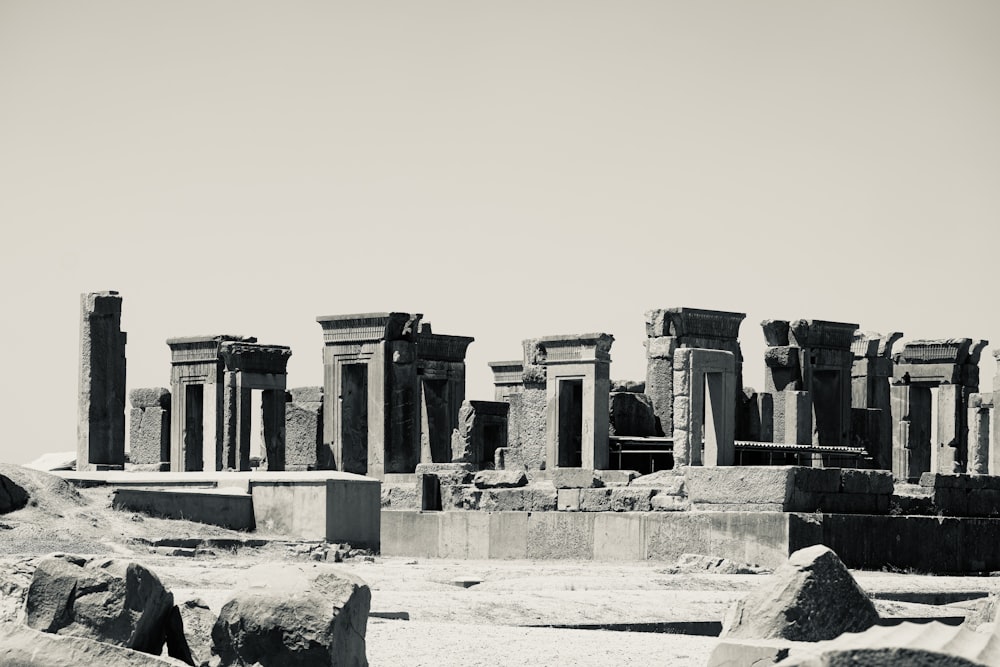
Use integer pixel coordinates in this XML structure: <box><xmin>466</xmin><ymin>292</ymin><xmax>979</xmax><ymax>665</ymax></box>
<box><xmin>77</xmin><ymin>291</ymin><xmax>127</xmax><ymax>471</ymax></box>
<box><xmin>416</xmin><ymin>328</ymin><xmax>474</xmax><ymax>464</ymax></box>
<box><xmin>851</xmin><ymin>331</ymin><xmax>902</xmax><ymax>470</ymax></box>
<box><xmin>968</xmin><ymin>392</ymin><xmax>992</xmax><ymax>475</ymax></box>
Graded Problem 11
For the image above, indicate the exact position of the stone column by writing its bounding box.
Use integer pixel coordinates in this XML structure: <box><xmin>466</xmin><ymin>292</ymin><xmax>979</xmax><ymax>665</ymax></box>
<box><xmin>77</xmin><ymin>291</ymin><xmax>127</xmax><ymax>471</ymax></box>
<box><xmin>968</xmin><ymin>392</ymin><xmax>992</xmax><ymax>475</ymax></box>
<box><xmin>644</xmin><ymin>335</ymin><xmax>677</xmax><ymax>437</ymax></box>
<box><xmin>261</xmin><ymin>388</ymin><xmax>286</xmax><ymax>471</ymax></box>
<box><xmin>285</xmin><ymin>387</ymin><xmax>323</xmax><ymax>470</ymax></box>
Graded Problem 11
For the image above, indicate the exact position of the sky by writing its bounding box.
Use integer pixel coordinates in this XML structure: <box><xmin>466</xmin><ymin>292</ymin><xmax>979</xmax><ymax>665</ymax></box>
<box><xmin>1</xmin><ymin>1</ymin><xmax>999</xmax><ymax>464</ymax></box>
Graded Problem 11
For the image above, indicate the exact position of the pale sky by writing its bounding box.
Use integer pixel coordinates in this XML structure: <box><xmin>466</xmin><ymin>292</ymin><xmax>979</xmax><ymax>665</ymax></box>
<box><xmin>2</xmin><ymin>1</ymin><xmax>998</xmax><ymax>464</ymax></box>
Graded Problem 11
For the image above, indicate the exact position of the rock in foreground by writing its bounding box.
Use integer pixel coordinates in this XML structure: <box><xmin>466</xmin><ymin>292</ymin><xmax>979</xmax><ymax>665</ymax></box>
<box><xmin>212</xmin><ymin>568</ymin><xmax>370</xmax><ymax>667</ymax></box>
<box><xmin>721</xmin><ymin>545</ymin><xmax>878</xmax><ymax>642</ymax></box>
<box><xmin>25</xmin><ymin>554</ymin><xmax>174</xmax><ymax>654</ymax></box>
<box><xmin>0</xmin><ymin>622</ymin><xmax>188</xmax><ymax>666</ymax></box>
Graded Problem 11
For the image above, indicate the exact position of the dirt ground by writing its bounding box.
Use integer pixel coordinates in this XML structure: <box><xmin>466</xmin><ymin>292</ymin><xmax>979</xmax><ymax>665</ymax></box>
<box><xmin>2</xmin><ymin>464</ymin><xmax>997</xmax><ymax>667</ymax></box>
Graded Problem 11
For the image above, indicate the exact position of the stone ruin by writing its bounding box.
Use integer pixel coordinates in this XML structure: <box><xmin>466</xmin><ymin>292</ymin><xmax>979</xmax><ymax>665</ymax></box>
<box><xmin>77</xmin><ymin>291</ymin><xmax>127</xmax><ymax>471</ymax></box>
<box><xmin>73</xmin><ymin>291</ymin><xmax>1000</xmax><ymax>497</ymax></box>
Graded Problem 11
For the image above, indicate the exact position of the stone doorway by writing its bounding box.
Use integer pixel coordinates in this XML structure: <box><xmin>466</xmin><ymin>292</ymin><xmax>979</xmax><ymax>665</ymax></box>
<box><xmin>340</xmin><ymin>363</ymin><xmax>369</xmax><ymax>475</ymax></box>
<box><xmin>557</xmin><ymin>378</ymin><xmax>584</xmax><ymax>467</ymax></box>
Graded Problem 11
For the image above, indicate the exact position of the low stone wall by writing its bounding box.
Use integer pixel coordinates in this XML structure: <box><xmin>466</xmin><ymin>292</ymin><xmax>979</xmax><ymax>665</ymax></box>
<box><xmin>383</xmin><ymin>465</ymin><xmax>894</xmax><ymax>515</ymax></box>
<box><xmin>381</xmin><ymin>510</ymin><xmax>820</xmax><ymax>566</ymax></box>
<box><xmin>917</xmin><ymin>472</ymin><xmax>1000</xmax><ymax>517</ymax></box>
<box><xmin>112</xmin><ymin>488</ymin><xmax>254</xmax><ymax>531</ymax></box>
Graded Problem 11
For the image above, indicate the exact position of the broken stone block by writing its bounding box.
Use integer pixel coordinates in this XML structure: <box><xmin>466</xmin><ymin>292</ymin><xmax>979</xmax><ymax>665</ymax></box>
<box><xmin>608</xmin><ymin>392</ymin><xmax>657</xmax><ymax>436</ymax></box>
<box><xmin>610</xmin><ymin>380</ymin><xmax>645</xmax><ymax>393</ymax></box>
<box><xmin>630</xmin><ymin>470</ymin><xmax>685</xmax><ymax>495</ymax></box>
<box><xmin>720</xmin><ymin>545</ymin><xmax>879</xmax><ymax>642</ymax></box>
<box><xmin>440</xmin><ymin>484</ymin><xmax>483</xmax><ymax>510</ymax></box>
<box><xmin>26</xmin><ymin>554</ymin><xmax>174</xmax><ymax>654</ymax></box>
<box><xmin>473</xmin><ymin>470</ymin><xmax>527</xmax><ymax>489</ymax></box>
<box><xmin>594</xmin><ymin>469</ymin><xmax>640</xmax><ymax>487</ymax></box>
<box><xmin>289</xmin><ymin>386</ymin><xmax>323</xmax><ymax>403</ymax></box>
<box><xmin>128</xmin><ymin>387</ymin><xmax>170</xmax><ymax>409</ymax></box>
<box><xmin>211</xmin><ymin>571</ymin><xmax>370</xmax><ymax>667</ymax></box>
<box><xmin>761</xmin><ymin>320</ymin><xmax>790</xmax><ymax>347</ymax></box>
<box><xmin>649</xmin><ymin>494</ymin><xmax>690</xmax><ymax>511</ymax></box>
<box><xmin>579</xmin><ymin>487</ymin><xmax>613</xmax><ymax>512</ymax></box>
<box><xmin>479</xmin><ymin>485</ymin><xmax>556</xmax><ymax>512</ymax></box>
<box><xmin>0</xmin><ymin>623</ymin><xmax>185</xmax><ymax>666</ymax></box>
<box><xmin>550</xmin><ymin>468</ymin><xmax>600</xmax><ymax>489</ymax></box>
<box><xmin>415</xmin><ymin>462</ymin><xmax>475</xmax><ymax>486</ymax></box>
<box><xmin>610</xmin><ymin>487</ymin><xmax>653</xmax><ymax>512</ymax></box>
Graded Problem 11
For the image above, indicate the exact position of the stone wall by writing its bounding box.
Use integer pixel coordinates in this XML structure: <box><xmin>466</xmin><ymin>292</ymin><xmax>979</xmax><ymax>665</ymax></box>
<box><xmin>128</xmin><ymin>388</ymin><xmax>170</xmax><ymax>469</ymax></box>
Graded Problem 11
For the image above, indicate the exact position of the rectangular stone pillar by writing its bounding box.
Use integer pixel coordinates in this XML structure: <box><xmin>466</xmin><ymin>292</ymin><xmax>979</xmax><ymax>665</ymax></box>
<box><xmin>935</xmin><ymin>384</ymin><xmax>965</xmax><ymax>474</ymax></box>
<box><xmin>891</xmin><ymin>384</ymin><xmax>932</xmax><ymax>481</ymax></box>
<box><xmin>285</xmin><ymin>387</ymin><xmax>323</xmax><ymax>470</ymax></box>
<box><xmin>672</xmin><ymin>348</ymin><xmax>736</xmax><ymax>467</ymax></box>
<box><xmin>968</xmin><ymin>392</ymin><xmax>992</xmax><ymax>475</ymax></box>
<box><xmin>644</xmin><ymin>336</ymin><xmax>677</xmax><ymax>437</ymax></box>
<box><xmin>77</xmin><ymin>291</ymin><xmax>127</xmax><ymax>471</ymax></box>
<box><xmin>128</xmin><ymin>388</ymin><xmax>170</xmax><ymax>469</ymax></box>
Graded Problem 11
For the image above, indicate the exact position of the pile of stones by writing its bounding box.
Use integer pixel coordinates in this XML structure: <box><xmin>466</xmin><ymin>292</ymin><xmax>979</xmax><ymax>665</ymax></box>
<box><xmin>0</xmin><ymin>553</ymin><xmax>371</xmax><ymax>666</ymax></box>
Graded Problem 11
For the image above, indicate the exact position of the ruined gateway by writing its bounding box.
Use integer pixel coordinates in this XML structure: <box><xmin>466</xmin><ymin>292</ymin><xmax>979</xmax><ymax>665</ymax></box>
<box><xmin>76</xmin><ymin>293</ymin><xmax>1000</xmax><ymax>573</ymax></box>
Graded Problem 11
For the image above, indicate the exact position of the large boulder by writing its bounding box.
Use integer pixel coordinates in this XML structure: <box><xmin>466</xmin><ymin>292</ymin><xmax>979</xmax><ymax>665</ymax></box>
<box><xmin>0</xmin><ymin>622</ymin><xmax>188</xmax><ymax>666</ymax></box>
<box><xmin>0</xmin><ymin>473</ymin><xmax>29</xmax><ymax>513</ymax></box>
<box><xmin>212</xmin><ymin>566</ymin><xmax>370</xmax><ymax>667</ymax></box>
<box><xmin>721</xmin><ymin>545</ymin><xmax>879</xmax><ymax>642</ymax></box>
<box><xmin>171</xmin><ymin>598</ymin><xmax>217</xmax><ymax>667</ymax></box>
<box><xmin>25</xmin><ymin>554</ymin><xmax>174</xmax><ymax>654</ymax></box>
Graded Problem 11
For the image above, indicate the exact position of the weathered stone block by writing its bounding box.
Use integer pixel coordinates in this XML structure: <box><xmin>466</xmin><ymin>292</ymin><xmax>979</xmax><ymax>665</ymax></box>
<box><xmin>630</xmin><ymin>470</ymin><xmax>685</xmax><ymax>495</ymax></box>
<box><xmin>721</xmin><ymin>545</ymin><xmax>878</xmax><ymax>642</ymax></box>
<box><xmin>579</xmin><ymin>487</ymin><xmax>613</xmax><ymax>512</ymax></box>
<box><xmin>415</xmin><ymin>462</ymin><xmax>475</xmax><ymax>486</ymax></box>
<box><xmin>288</xmin><ymin>386</ymin><xmax>323</xmax><ymax>403</ymax></box>
<box><xmin>550</xmin><ymin>468</ymin><xmax>600</xmax><ymax>489</ymax></box>
<box><xmin>594</xmin><ymin>469</ymin><xmax>640</xmax><ymax>487</ymax></box>
<box><xmin>380</xmin><ymin>484</ymin><xmax>419</xmax><ymax>509</ymax></box>
<box><xmin>0</xmin><ymin>473</ymin><xmax>29</xmax><ymax>514</ymax></box>
<box><xmin>128</xmin><ymin>407</ymin><xmax>169</xmax><ymax>466</ymax></box>
<box><xmin>473</xmin><ymin>470</ymin><xmax>528</xmax><ymax>489</ymax></box>
<box><xmin>610</xmin><ymin>487</ymin><xmax>653</xmax><ymax>512</ymax></box>
<box><xmin>440</xmin><ymin>484</ymin><xmax>482</xmax><ymax>510</ymax></box>
<box><xmin>284</xmin><ymin>401</ymin><xmax>321</xmax><ymax>471</ymax></box>
<box><xmin>26</xmin><ymin>555</ymin><xmax>174</xmax><ymax>654</ymax></box>
<box><xmin>557</xmin><ymin>488</ymin><xmax>581</xmax><ymax>511</ymax></box>
<box><xmin>128</xmin><ymin>387</ymin><xmax>170</xmax><ymax>409</ymax></box>
<box><xmin>840</xmin><ymin>469</ymin><xmax>894</xmax><ymax>495</ymax></box>
<box><xmin>650</xmin><ymin>493</ymin><xmax>690</xmax><ymax>511</ymax></box>
<box><xmin>610</xmin><ymin>380</ymin><xmax>645</xmax><ymax>393</ymax></box>
<box><xmin>761</xmin><ymin>320</ymin><xmax>790</xmax><ymax>347</ymax></box>
<box><xmin>764</xmin><ymin>347</ymin><xmax>799</xmax><ymax>368</ymax></box>
<box><xmin>644</xmin><ymin>336</ymin><xmax>677</xmax><ymax>360</ymax></box>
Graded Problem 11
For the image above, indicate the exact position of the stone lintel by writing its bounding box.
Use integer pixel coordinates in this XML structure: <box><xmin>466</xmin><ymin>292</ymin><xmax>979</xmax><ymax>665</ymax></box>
<box><xmin>787</xmin><ymin>319</ymin><xmax>859</xmax><ymax>350</ymax></box>
<box><xmin>894</xmin><ymin>338</ymin><xmax>974</xmax><ymax>365</ymax></box>
<box><xmin>852</xmin><ymin>331</ymin><xmax>903</xmax><ymax>360</ymax></box>
<box><xmin>316</xmin><ymin>312</ymin><xmax>422</xmax><ymax>344</ymax></box>
<box><xmin>535</xmin><ymin>333</ymin><xmax>614</xmax><ymax>363</ymax></box>
<box><xmin>167</xmin><ymin>335</ymin><xmax>254</xmax><ymax>365</ymax></box>
<box><xmin>893</xmin><ymin>363</ymin><xmax>962</xmax><ymax>386</ymax></box>
<box><xmin>417</xmin><ymin>332</ymin><xmax>475</xmax><ymax>362</ymax></box>
<box><xmin>489</xmin><ymin>360</ymin><xmax>524</xmax><ymax>385</ymax></box>
<box><xmin>645</xmin><ymin>307</ymin><xmax>746</xmax><ymax>340</ymax></box>
<box><xmin>219</xmin><ymin>342</ymin><xmax>292</xmax><ymax>374</ymax></box>
<box><xmin>468</xmin><ymin>400</ymin><xmax>510</xmax><ymax>416</ymax></box>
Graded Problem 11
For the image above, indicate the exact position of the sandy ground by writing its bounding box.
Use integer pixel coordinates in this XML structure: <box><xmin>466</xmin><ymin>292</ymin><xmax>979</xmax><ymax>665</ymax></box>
<box><xmin>2</xmin><ymin>463</ymin><xmax>998</xmax><ymax>666</ymax></box>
